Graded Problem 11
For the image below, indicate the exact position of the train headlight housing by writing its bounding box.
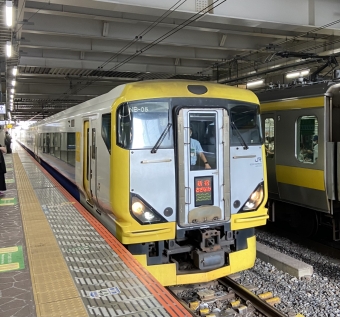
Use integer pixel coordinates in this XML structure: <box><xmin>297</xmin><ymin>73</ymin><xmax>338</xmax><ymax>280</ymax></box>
<box><xmin>130</xmin><ymin>195</ymin><xmax>167</xmax><ymax>225</ymax></box>
<box><xmin>242</xmin><ymin>183</ymin><xmax>264</xmax><ymax>211</ymax></box>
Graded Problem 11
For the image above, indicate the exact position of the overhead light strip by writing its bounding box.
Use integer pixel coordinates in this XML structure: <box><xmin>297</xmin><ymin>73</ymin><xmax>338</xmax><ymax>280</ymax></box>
<box><xmin>246</xmin><ymin>79</ymin><xmax>264</xmax><ymax>87</ymax></box>
<box><xmin>6</xmin><ymin>1</ymin><xmax>13</xmax><ymax>27</ymax></box>
<box><xmin>6</xmin><ymin>41</ymin><xmax>12</xmax><ymax>57</ymax></box>
<box><xmin>286</xmin><ymin>69</ymin><xmax>310</xmax><ymax>78</ymax></box>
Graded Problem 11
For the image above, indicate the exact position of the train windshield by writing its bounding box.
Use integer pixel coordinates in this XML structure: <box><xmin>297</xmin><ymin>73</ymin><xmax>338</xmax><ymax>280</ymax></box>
<box><xmin>229</xmin><ymin>104</ymin><xmax>262</xmax><ymax>146</ymax></box>
<box><xmin>117</xmin><ymin>100</ymin><xmax>173</xmax><ymax>150</ymax></box>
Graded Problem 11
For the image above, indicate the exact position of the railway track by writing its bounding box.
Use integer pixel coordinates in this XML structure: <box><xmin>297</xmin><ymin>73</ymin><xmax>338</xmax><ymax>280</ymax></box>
<box><xmin>168</xmin><ymin>276</ymin><xmax>299</xmax><ymax>317</ymax></box>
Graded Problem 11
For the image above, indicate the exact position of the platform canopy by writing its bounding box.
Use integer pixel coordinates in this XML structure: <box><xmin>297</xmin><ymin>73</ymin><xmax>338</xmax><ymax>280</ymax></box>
<box><xmin>1</xmin><ymin>0</ymin><xmax>340</xmax><ymax>121</ymax></box>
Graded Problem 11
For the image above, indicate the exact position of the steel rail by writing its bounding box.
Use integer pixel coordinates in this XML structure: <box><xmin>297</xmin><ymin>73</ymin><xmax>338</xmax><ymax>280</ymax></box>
<box><xmin>219</xmin><ymin>276</ymin><xmax>287</xmax><ymax>317</ymax></box>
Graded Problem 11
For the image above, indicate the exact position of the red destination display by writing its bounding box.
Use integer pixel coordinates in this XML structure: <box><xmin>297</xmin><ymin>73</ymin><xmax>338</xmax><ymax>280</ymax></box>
<box><xmin>194</xmin><ymin>176</ymin><xmax>213</xmax><ymax>207</ymax></box>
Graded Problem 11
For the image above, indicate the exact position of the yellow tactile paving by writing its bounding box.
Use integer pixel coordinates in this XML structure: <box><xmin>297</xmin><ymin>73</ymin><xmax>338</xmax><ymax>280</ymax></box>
<box><xmin>37</xmin><ymin>287</ymin><xmax>80</xmax><ymax>304</ymax></box>
<box><xmin>26</xmin><ymin>239</ymin><xmax>60</xmax><ymax>250</ymax></box>
<box><xmin>13</xmin><ymin>154</ymin><xmax>88</xmax><ymax>317</ymax></box>
<box><xmin>39</xmin><ymin>298</ymin><xmax>87</xmax><ymax>317</ymax></box>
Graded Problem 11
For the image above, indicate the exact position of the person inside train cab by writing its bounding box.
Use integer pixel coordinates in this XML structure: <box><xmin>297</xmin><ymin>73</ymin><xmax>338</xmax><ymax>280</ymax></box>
<box><xmin>190</xmin><ymin>127</ymin><xmax>211</xmax><ymax>170</ymax></box>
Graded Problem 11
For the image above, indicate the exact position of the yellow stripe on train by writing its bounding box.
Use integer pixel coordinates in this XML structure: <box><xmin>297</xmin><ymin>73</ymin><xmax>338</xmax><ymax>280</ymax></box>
<box><xmin>261</xmin><ymin>96</ymin><xmax>324</xmax><ymax>112</ymax></box>
<box><xmin>276</xmin><ymin>165</ymin><xmax>325</xmax><ymax>191</ymax></box>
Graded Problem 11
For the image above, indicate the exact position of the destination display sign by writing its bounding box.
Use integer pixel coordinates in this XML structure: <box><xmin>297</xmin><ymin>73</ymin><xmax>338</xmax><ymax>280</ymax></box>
<box><xmin>194</xmin><ymin>176</ymin><xmax>213</xmax><ymax>207</ymax></box>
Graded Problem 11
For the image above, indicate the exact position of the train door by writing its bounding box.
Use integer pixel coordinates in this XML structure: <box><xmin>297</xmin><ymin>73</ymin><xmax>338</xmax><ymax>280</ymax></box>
<box><xmin>90</xmin><ymin>122</ymin><xmax>99</xmax><ymax>207</ymax></box>
<box><xmin>83</xmin><ymin>119</ymin><xmax>100</xmax><ymax>207</ymax></box>
<box><xmin>83</xmin><ymin>120</ymin><xmax>93</xmax><ymax>204</ymax></box>
<box><xmin>178</xmin><ymin>109</ymin><xmax>230</xmax><ymax>227</ymax></box>
<box><xmin>262</xmin><ymin>114</ymin><xmax>278</xmax><ymax>194</ymax></box>
<box><xmin>34</xmin><ymin>133</ymin><xmax>39</xmax><ymax>155</ymax></box>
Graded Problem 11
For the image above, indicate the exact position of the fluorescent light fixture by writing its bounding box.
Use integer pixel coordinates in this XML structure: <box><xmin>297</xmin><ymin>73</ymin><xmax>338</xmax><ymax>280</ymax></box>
<box><xmin>7</xmin><ymin>111</ymin><xmax>11</xmax><ymax>120</ymax></box>
<box><xmin>286</xmin><ymin>72</ymin><xmax>300</xmax><ymax>78</ymax></box>
<box><xmin>247</xmin><ymin>79</ymin><xmax>264</xmax><ymax>87</ymax></box>
<box><xmin>11</xmin><ymin>80</ymin><xmax>16</xmax><ymax>86</ymax></box>
<box><xmin>6</xmin><ymin>1</ymin><xmax>13</xmax><ymax>27</ymax></box>
<box><xmin>6</xmin><ymin>41</ymin><xmax>12</xmax><ymax>57</ymax></box>
<box><xmin>287</xmin><ymin>69</ymin><xmax>310</xmax><ymax>78</ymax></box>
<box><xmin>12</xmin><ymin>67</ymin><xmax>17</xmax><ymax>76</ymax></box>
<box><xmin>11</xmin><ymin>88</ymin><xmax>14</xmax><ymax>93</ymax></box>
<box><xmin>270</xmin><ymin>64</ymin><xmax>281</xmax><ymax>69</ymax></box>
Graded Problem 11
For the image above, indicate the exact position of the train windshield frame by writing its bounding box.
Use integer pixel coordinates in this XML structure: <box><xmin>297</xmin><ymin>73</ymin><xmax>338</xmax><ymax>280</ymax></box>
<box><xmin>116</xmin><ymin>98</ymin><xmax>262</xmax><ymax>150</ymax></box>
<box><xmin>117</xmin><ymin>99</ymin><xmax>173</xmax><ymax>150</ymax></box>
<box><xmin>173</xmin><ymin>98</ymin><xmax>262</xmax><ymax>146</ymax></box>
<box><xmin>229</xmin><ymin>103</ymin><xmax>262</xmax><ymax>146</ymax></box>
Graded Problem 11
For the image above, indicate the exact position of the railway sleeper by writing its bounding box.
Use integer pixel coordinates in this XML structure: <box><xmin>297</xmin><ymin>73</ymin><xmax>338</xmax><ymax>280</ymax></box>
<box><xmin>168</xmin><ymin>279</ymin><xmax>282</xmax><ymax>317</ymax></box>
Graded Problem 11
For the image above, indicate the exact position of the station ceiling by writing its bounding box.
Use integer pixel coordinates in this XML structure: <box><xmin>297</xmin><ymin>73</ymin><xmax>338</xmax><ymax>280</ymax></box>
<box><xmin>1</xmin><ymin>0</ymin><xmax>340</xmax><ymax>121</ymax></box>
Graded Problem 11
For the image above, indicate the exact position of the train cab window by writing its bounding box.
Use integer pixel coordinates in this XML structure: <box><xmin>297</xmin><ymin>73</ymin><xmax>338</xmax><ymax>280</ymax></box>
<box><xmin>230</xmin><ymin>104</ymin><xmax>261</xmax><ymax>146</ymax></box>
<box><xmin>189</xmin><ymin>113</ymin><xmax>217</xmax><ymax>170</ymax></box>
<box><xmin>296</xmin><ymin>116</ymin><xmax>318</xmax><ymax>164</ymax></box>
<box><xmin>117</xmin><ymin>100</ymin><xmax>172</xmax><ymax>150</ymax></box>
<box><xmin>102</xmin><ymin>113</ymin><xmax>111</xmax><ymax>154</ymax></box>
<box><xmin>264</xmin><ymin>118</ymin><xmax>275</xmax><ymax>158</ymax></box>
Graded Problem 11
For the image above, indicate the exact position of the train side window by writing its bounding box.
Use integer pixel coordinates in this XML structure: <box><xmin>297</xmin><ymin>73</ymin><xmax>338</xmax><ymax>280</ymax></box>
<box><xmin>54</xmin><ymin>133</ymin><xmax>61</xmax><ymax>159</ymax></box>
<box><xmin>67</xmin><ymin>133</ymin><xmax>76</xmax><ymax>166</ymax></box>
<box><xmin>102</xmin><ymin>113</ymin><xmax>111</xmax><ymax>154</ymax></box>
<box><xmin>264</xmin><ymin>118</ymin><xmax>275</xmax><ymax>158</ymax></box>
<box><xmin>296</xmin><ymin>116</ymin><xmax>318</xmax><ymax>164</ymax></box>
<box><xmin>117</xmin><ymin>103</ymin><xmax>132</xmax><ymax>149</ymax></box>
<box><xmin>39</xmin><ymin>133</ymin><xmax>43</xmax><ymax>152</ymax></box>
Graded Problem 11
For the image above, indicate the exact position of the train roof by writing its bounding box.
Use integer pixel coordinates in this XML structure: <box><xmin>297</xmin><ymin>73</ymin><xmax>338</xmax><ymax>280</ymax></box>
<box><xmin>118</xmin><ymin>79</ymin><xmax>258</xmax><ymax>104</ymax></box>
<box><xmin>256</xmin><ymin>81</ymin><xmax>336</xmax><ymax>103</ymax></box>
<box><xmin>32</xmin><ymin>80</ymin><xmax>260</xmax><ymax>126</ymax></box>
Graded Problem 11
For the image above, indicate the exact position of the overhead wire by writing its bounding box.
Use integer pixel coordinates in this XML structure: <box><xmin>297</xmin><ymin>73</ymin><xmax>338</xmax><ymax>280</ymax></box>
<box><xmin>54</xmin><ymin>0</ymin><xmax>228</xmax><ymax>100</ymax></box>
<box><xmin>98</xmin><ymin>0</ymin><xmax>188</xmax><ymax>69</ymax></box>
<box><xmin>16</xmin><ymin>0</ymin><xmax>27</xmax><ymax>23</ymax></box>
<box><xmin>54</xmin><ymin>0</ymin><xmax>190</xmax><ymax>99</ymax></box>
<box><xmin>15</xmin><ymin>8</ymin><xmax>41</xmax><ymax>34</ymax></box>
<box><xmin>203</xmin><ymin>18</ymin><xmax>340</xmax><ymax>84</ymax></box>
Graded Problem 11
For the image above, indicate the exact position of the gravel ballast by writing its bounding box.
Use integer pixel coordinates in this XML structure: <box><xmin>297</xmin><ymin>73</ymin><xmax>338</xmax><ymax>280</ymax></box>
<box><xmin>237</xmin><ymin>229</ymin><xmax>340</xmax><ymax>316</ymax></box>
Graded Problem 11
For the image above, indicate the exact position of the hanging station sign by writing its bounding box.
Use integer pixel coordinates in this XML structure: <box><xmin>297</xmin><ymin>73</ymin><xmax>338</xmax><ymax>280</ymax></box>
<box><xmin>0</xmin><ymin>104</ymin><xmax>6</xmax><ymax>115</ymax></box>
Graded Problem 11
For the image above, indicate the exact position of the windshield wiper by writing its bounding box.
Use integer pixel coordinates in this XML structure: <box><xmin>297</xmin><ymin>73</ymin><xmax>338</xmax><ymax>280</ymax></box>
<box><xmin>231</xmin><ymin>121</ymin><xmax>249</xmax><ymax>150</ymax></box>
<box><xmin>151</xmin><ymin>123</ymin><xmax>172</xmax><ymax>153</ymax></box>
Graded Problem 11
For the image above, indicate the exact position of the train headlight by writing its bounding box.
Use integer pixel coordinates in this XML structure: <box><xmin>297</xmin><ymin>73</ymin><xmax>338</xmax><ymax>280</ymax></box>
<box><xmin>132</xmin><ymin>201</ymin><xmax>144</xmax><ymax>215</ymax></box>
<box><xmin>144</xmin><ymin>211</ymin><xmax>155</xmax><ymax>221</ymax></box>
<box><xmin>130</xmin><ymin>195</ymin><xmax>166</xmax><ymax>224</ymax></box>
<box><xmin>242</xmin><ymin>184</ymin><xmax>264</xmax><ymax>211</ymax></box>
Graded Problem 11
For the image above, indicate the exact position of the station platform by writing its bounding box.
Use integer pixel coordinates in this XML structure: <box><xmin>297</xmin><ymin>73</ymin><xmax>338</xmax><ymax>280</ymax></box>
<box><xmin>0</xmin><ymin>145</ymin><xmax>190</xmax><ymax>317</ymax></box>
